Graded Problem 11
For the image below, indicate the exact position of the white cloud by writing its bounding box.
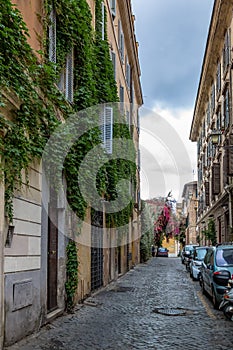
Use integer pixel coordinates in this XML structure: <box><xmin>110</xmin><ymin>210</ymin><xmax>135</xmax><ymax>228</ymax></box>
<box><xmin>139</xmin><ymin>104</ymin><xmax>196</xmax><ymax>202</ymax></box>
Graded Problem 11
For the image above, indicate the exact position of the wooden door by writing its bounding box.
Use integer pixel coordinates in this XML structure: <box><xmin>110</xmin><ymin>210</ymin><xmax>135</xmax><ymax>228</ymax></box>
<box><xmin>47</xmin><ymin>188</ymin><xmax>58</xmax><ymax>312</ymax></box>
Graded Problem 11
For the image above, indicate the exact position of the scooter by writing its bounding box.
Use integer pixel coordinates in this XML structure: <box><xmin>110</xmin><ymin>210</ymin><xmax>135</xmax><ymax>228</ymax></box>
<box><xmin>219</xmin><ymin>279</ymin><xmax>233</xmax><ymax>320</ymax></box>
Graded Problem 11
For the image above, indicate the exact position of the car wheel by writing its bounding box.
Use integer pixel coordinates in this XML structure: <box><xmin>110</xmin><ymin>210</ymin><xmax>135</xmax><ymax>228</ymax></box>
<box><xmin>190</xmin><ymin>268</ymin><xmax>193</xmax><ymax>279</ymax></box>
<box><xmin>212</xmin><ymin>287</ymin><xmax>219</xmax><ymax>309</ymax></box>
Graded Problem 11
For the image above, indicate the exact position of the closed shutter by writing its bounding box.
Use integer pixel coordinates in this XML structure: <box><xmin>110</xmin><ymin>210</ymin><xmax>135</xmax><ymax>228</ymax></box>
<box><xmin>223</xmin><ymin>151</ymin><xmax>229</xmax><ymax>185</ymax></box>
<box><xmin>65</xmin><ymin>48</ymin><xmax>74</xmax><ymax>103</ymax></box>
<box><xmin>120</xmin><ymin>85</ymin><xmax>124</xmax><ymax>114</ymax></box>
<box><xmin>49</xmin><ymin>7</ymin><xmax>56</xmax><ymax>63</ymax></box>
<box><xmin>101</xmin><ymin>2</ymin><xmax>105</xmax><ymax>40</ymax></box>
<box><xmin>111</xmin><ymin>51</ymin><xmax>116</xmax><ymax>80</ymax></box>
<box><xmin>105</xmin><ymin>107</ymin><xmax>113</xmax><ymax>154</ymax></box>
<box><xmin>205</xmin><ymin>181</ymin><xmax>210</xmax><ymax>206</ymax></box>
<box><xmin>100</xmin><ymin>108</ymin><xmax>105</xmax><ymax>146</ymax></box>
<box><xmin>118</xmin><ymin>20</ymin><xmax>124</xmax><ymax>61</ymax></box>
<box><xmin>212</xmin><ymin>163</ymin><xmax>220</xmax><ymax>195</ymax></box>
<box><xmin>228</xmin><ymin>134</ymin><xmax>233</xmax><ymax>175</ymax></box>
<box><xmin>126</xmin><ymin>62</ymin><xmax>131</xmax><ymax>88</ymax></box>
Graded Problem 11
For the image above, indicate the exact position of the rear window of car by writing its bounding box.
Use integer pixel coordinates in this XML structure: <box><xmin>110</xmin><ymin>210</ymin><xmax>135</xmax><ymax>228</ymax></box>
<box><xmin>195</xmin><ymin>249</ymin><xmax>207</xmax><ymax>260</ymax></box>
<box><xmin>216</xmin><ymin>249</ymin><xmax>233</xmax><ymax>267</ymax></box>
<box><xmin>159</xmin><ymin>248</ymin><xmax>167</xmax><ymax>252</ymax></box>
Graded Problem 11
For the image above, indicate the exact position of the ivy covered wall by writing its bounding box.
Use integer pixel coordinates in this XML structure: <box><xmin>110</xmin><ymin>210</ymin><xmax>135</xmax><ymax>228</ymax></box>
<box><xmin>0</xmin><ymin>0</ymin><xmax>137</xmax><ymax>311</ymax></box>
<box><xmin>0</xmin><ymin>0</ymin><xmax>136</xmax><ymax>225</ymax></box>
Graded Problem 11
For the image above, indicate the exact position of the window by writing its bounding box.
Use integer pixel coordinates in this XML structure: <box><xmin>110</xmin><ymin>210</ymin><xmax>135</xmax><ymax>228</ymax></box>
<box><xmin>118</xmin><ymin>20</ymin><xmax>124</xmax><ymax>61</ymax></box>
<box><xmin>125</xmin><ymin>58</ymin><xmax>131</xmax><ymax>89</ymax></box>
<box><xmin>212</xmin><ymin>163</ymin><xmax>220</xmax><ymax>195</ymax></box>
<box><xmin>223</xmin><ymin>88</ymin><xmax>230</xmax><ymax>128</ymax></box>
<box><xmin>57</xmin><ymin>48</ymin><xmax>74</xmax><ymax>103</ymax></box>
<box><xmin>206</xmin><ymin>102</ymin><xmax>210</xmax><ymax>127</ymax></box>
<box><xmin>48</xmin><ymin>6</ymin><xmax>56</xmax><ymax>63</ymax></box>
<box><xmin>110</xmin><ymin>0</ymin><xmax>116</xmax><ymax>18</ymax></box>
<box><xmin>120</xmin><ymin>85</ymin><xmax>124</xmax><ymax>114</ymax></box>
<box><xmin>211</xmin><ymin>83</ymin><xmax>215</xmax><ymax>113</ymax></box>
<box><xmin>216</xmin><ymin>108</ymin><xmax>222</xmax><ymax>131</ymax></box>
<box><xmin>101</xmin><ymin>2</ymin><xmax>105</xmax><ymax>40</ymax></box>
<box><xmin>111</xmin><ymin>51</ymin><xmax>116</xmax><ymax>80</ymax></box>
<box><xmin>205</xmin><ymin>181</ymin><xmax>210</xmax><ymax>206</ymax></box>
<box><xmin>216</xmin><ymin>61</ymin><xmax>221</xmax><ymax>93</ymax></box>
<box><xmin>126</xmin><ymin>110</ymin><xmax>130</xmax><ymax>128</ymax></box>
<box><xmin>100</xmin><ymin>106</ymin><xmax>113</xmax><ymax>154</ymax></box>
<box><xmin>223</xmin><ymin>30</ymin><xmax>231</xmax><ymax>72</ymax></box>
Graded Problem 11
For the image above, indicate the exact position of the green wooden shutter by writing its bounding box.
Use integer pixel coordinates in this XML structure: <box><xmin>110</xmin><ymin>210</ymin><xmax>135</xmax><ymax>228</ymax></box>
<box><xmin>212</xmin><ymin>163</ymin><xmax>220</xmax><ymax>195</ymax></box>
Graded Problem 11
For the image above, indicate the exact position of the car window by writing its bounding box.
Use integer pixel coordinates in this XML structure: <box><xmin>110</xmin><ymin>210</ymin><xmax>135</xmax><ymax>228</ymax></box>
<box><xmin>204</xmin><ymin>249</ymin><xmax>212</xmax><ymax>264</ymax></box>
<box><xmin>209</xmin><ymin>251</ymin><xmax>214</xmax><ymax>266</ymax></box>
<box><xmin>195</xmin><ymin>249</ymin><xmax>207</xmax><ymax>260</ymax></box>
<box><xmin>216</xmin><ymin>249</ymin><xmax>233</xmax><ymax>266</ymax></box>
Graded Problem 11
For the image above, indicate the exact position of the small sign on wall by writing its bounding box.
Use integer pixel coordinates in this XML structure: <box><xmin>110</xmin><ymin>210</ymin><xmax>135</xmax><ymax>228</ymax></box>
<box><xmin>13</xmin><ymin>280</ymin><xmax>33</xmax><ymax>311</ymax></box>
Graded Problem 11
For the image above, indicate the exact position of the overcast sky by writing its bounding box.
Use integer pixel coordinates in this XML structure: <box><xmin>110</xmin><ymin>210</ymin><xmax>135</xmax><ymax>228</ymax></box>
<box><xmin>131</xmin><ymin>0</ymin><xmax>214</xmax><ymax>201</ymax></box>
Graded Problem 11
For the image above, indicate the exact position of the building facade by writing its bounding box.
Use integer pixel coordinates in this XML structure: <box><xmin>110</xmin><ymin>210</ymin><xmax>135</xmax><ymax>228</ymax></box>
<box><xmin>0</xmin><ymin>0</ymin><xmax>142</xmax><ymax>346</ymax></box>
<box><xmin>190</xmin><ymin>0</ymin><xmax>233</xmax><ymax>246</ymax></box>
<box><xmin>182</xmin><ymin>181</ymin><xmax>198</xmax><ymax>244</ymax></box>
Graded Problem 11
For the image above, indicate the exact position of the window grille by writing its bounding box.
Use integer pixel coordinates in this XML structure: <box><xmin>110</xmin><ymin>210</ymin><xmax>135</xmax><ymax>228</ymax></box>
<box><xmin>49</xmin><ymin>7</ymin><xmax>56</xmax><ymax>63</ymax></box>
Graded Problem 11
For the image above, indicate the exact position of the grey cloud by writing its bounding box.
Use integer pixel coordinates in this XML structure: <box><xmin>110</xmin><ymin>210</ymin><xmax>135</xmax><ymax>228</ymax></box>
<box><xmin>132</xmin><ymin>0</ymin><xmax>214</xmax><ymax>109</ymax></box>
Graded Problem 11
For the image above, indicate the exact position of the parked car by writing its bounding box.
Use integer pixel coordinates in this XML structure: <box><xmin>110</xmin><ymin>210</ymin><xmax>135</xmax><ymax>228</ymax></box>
<box><xmin>156</xmin><ymin>247</ymin><xmax>169</xmax><ymax>257</ymax></box>
<box><xmin>189</xmin><ymin>246</ymin><xmax>209</xmax><ymax>280</ymax></box>
<box><xmin>181</xmin><ymin>244</ymin><xmax>198</xmax><ymax>265</ymax></box>
<box><xmin>200</xmin><ymin>244</ymin><xmax>233</xmax><ymax>308</ymax></box>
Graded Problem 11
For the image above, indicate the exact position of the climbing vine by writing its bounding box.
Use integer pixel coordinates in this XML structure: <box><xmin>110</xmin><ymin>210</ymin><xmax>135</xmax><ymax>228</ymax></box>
<box><xmin>65</xmin><ymin>239</ymin><xmax>79</xmax><ymax>311</ymax></box>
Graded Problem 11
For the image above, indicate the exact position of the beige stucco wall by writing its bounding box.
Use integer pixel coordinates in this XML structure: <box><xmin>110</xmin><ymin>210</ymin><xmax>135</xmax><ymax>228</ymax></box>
<box><xmin>4</xmin><ymin>162</ymin><xmax>42</xmax><ymax>273</ymax></box>
<box><xmin>14</xmin><ymin>0</ymin><xmax>43</xmax><ymax>57</ymax></box>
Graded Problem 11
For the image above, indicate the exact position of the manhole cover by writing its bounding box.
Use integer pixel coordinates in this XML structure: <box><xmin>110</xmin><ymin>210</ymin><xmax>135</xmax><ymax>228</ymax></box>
<box><xmin>153</xmin><ymin>307</ymin><xmax>187</xmax><ymax>316</ymax></box>
<box><xmin>111</xmin><ymin>286</ymin><xmax>134</xmax><ymax>292</ymax></box>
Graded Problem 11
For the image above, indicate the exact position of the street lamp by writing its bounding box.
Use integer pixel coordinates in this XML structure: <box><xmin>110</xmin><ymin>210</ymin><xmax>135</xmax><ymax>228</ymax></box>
<box><xmin>210</xmin><ymin>129</ymin><xmax>222</xmax><ymax>145</ymax></box>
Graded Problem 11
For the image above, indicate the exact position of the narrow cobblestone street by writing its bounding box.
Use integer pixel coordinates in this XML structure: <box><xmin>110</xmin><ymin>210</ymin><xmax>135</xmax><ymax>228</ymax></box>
<box><xmin>5</xmin><ymin>257</ymin><xmax>233</xmax><ymax>350</ymax></box>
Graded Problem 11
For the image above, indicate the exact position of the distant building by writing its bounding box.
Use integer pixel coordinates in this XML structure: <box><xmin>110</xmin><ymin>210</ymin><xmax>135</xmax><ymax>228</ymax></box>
<box><xmin>182</xmin><ymin>182</ymin><xmax>198</xmax><ymax>244</ymax></box>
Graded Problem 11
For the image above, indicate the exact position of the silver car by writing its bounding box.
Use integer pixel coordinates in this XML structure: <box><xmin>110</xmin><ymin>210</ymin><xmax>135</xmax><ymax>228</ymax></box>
<box><xmin>190</xmin><ymin>246</ymin><xmax>209</xmax><ymax>280</ymax></box>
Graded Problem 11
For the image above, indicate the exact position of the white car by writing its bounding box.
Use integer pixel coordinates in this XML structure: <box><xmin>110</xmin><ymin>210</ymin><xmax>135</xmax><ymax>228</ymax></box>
<box><xmin>189</xmin><ymin>246</ymin><xmax>209</xmax><ymax>280</ymax></box>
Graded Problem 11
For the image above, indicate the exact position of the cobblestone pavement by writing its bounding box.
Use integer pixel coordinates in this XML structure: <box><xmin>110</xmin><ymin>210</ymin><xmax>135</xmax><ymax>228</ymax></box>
<box><xmin>5</xmin><ymin>257</ymin><xmax>233</xmax><ymax>350</ymax></box>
